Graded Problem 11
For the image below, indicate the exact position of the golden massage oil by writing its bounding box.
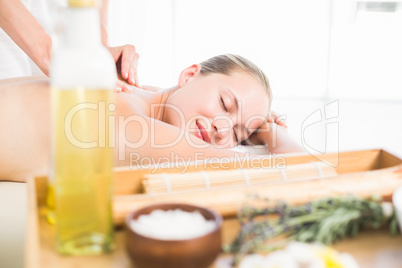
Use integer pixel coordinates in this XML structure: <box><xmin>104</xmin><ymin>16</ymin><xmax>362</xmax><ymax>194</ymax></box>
<box><xmin>49</xmin><ymin>0</ymin><xmax>117</xmax><ymax>255</ymax></box>
<box><xmin>51</xmin><ymin>89</ymin><xmax>115</xmax><ymax>254</ymax></box>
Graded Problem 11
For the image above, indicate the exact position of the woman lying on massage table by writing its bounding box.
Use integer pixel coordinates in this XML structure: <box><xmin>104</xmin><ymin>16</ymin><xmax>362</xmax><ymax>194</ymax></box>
<box><xmin>0</xmin><ymin>54</ymin><xmax>304</xmax><ymax>182</ymax></box>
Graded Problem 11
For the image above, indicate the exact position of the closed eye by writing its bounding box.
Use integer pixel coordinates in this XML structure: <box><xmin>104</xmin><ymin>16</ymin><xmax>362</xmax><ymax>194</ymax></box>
<box><xmin>233</xmin><ymin>129</ymin><xmax>239</xmax><ymax>143</ymax></box>
<box><xmin>220</xmin><ymin>97</ymin><xmax>228</xmax><ymax>112</ymax></box>
<box><xmin>221</xmin><ymin>96</ymin><xmax>240</xmax><ymax>143</ymax></box>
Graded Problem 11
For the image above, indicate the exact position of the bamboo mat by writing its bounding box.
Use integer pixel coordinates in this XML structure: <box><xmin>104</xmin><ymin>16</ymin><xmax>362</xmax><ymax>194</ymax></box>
<box><xmin>143</xmin><ymin>161</ymin><xmax>338</xmax><ymax>194</ymax></box>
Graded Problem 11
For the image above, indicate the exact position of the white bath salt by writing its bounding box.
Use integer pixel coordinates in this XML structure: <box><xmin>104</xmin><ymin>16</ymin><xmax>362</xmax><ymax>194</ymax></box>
<box><xmin>130</xmin><ymin>209</ymin><xmax>216</xmax><ymax>240</ymax></box>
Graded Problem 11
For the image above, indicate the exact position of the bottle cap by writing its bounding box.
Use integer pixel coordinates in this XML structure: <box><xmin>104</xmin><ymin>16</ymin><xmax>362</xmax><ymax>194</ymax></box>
<box><xmin>68</xmin><ymin>0</ymin><xmax>99</xmax><ymax>7</ymax></box>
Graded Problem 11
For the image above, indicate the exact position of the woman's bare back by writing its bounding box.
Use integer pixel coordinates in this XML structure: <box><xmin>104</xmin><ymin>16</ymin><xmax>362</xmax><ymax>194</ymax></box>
<box><xmin>0</xmin><ymin>76</ymin><xmax>51</xmax><ymax>181</ymax></box>
<box><xmin>0</xmin><ymin>77</ymin><xmax>232</xmax><ymax>182</ymax></box>
<box><xmin>0</xmin><ymin>75</ymin><xmax>303</xmax><ymax>182</ymax></box>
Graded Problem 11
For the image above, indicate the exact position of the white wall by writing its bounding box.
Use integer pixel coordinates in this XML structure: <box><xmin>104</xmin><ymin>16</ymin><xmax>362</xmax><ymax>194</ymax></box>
<box><xmin>108</xmin><ymin>0</ymin><xmax>402</xmax><ymax>157</ymax></box>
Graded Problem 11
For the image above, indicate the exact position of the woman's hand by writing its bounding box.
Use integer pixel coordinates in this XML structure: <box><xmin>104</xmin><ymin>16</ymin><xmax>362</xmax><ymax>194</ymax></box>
<box><xmin>108</xmin><ymin>45</ymin><xmax>140</xmax><ymax>93</ymax></box>
<box><xmin>267</xmin><ymin>111</ymin><xmax>287</xmax><ymax>128</ymax></box>
<box><xmin>245</xmin><ymin>112</ymin><xmax>287</xmax><ymax>147</ymax></box>
<box><xmin>247</xmin><ymin>122</ymin><xmax>304</xmax><ymax>154</ymax></box>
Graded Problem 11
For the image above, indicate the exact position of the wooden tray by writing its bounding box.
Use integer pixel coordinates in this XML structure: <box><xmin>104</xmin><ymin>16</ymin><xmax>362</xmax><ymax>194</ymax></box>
<box><xmin>25</xmin><ymin>149</ymin><xmax>402</xmax><ymax>268</ymax></box>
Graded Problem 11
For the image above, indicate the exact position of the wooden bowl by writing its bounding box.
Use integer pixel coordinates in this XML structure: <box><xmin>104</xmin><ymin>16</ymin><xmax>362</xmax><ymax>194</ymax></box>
<box><xmin>125</xmin><ymin>203</ymin><xmax>223</xmax><ymax>268</ymax></box>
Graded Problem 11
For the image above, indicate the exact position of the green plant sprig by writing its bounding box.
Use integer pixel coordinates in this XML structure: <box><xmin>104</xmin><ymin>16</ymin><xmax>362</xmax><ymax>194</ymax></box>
<box><xmin>224</xmin><ymin>195</ymin><xmax>399</xmax><ymax>266</ymax></box>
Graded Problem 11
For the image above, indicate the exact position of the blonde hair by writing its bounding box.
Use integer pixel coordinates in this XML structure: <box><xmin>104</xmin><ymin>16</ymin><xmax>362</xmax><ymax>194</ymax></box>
<box><xmin>199</xmin><ymin>54</ymin><xmax>272</xmax><ymax>110</ymax></box>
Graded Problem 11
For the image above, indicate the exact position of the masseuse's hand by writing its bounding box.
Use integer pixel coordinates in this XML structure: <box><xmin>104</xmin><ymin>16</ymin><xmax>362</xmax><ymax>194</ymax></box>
<box><xmin>108</xmin><ymin>45</ymin><xmax>140</xmax><ymax>93</ymax></box>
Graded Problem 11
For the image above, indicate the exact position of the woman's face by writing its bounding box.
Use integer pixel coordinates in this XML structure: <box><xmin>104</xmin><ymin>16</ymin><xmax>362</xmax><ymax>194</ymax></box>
<box><xmin>163</xmin><ymin>67</ymin><xmax>270</xmax><ymax>148</ymax></box>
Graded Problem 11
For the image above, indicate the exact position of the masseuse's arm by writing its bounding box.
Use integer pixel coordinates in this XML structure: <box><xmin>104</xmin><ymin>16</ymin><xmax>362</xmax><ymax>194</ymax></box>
<box><xmin>0</xmin><ymin>0</ymin><xmax>52</xmax><ymax>75</ymax></box>
<box><xmin>0</xmin><ymin>0</ymin><xmax>139</xmax><ymax>91</ymax></box>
